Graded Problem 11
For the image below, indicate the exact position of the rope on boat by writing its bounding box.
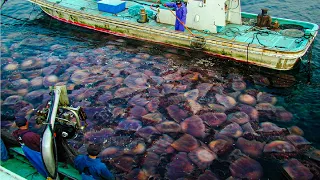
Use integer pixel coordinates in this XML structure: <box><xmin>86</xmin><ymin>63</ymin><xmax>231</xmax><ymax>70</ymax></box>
<box><xmin>307</xmin><ymin>41</ymin><xmax>313</xmax><ymax>84</ymax></box>
<box><xmin>0</xmin><ymin>0</ymin><xmax>8</xmax><ymax>9</ymax></box>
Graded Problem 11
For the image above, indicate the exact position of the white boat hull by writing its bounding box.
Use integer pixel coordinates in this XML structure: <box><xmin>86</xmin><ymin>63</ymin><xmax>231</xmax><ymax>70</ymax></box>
<box><xmin>29</xmin><ymin>0</ymin><xmax>317</xmax><ymax>70</ymax></box>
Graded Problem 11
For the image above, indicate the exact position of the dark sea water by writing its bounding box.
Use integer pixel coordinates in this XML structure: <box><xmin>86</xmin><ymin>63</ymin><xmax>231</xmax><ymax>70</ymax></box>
<box><xmin>1</xmin><ymin>0</ymin><xmax>320</xmax><ymax>179</ymax></box>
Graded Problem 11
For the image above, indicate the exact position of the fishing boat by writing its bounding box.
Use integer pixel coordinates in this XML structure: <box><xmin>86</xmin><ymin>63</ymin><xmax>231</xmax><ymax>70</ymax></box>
<box><xmin>25</xmin><ymin>0</ymin><xmax>318</xmax><ymax>70</ymax></box>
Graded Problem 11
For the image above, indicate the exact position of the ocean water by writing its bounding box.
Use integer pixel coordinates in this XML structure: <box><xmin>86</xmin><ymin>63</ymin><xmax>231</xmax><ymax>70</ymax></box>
<box><xmin>1</xmin><ymin>0</ymin><xmax>320</xmax><ymax>179</ymax></box>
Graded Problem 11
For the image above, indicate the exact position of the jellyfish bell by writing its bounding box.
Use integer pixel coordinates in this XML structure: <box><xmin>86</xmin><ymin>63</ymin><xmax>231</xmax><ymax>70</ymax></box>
<box><xmin>283</xmin><ymin>159</ymin><xmax>313</xmax><ymax>180</ymax></box>
<box><xmin>257</xmin><ymin>92</ymin><xmax>277</xmax><ymax>105</ymax></box>
<box><xmin>229</xmin><ymin>156</ymin><xmax>263</xmax><ymax>179</ymax></box>
<box><xmin>124</xmin><ymin>72</ymin><xmax>149</xmax><ymax>90</ymax></box>
<box><xmin>10</xmin><ymin>79</ymin><xmax>29</xmax><ymax>90</ymax></box>
<box><xmin>155</xmin><ymin>121</ymin><xmax>182</xmax><ymax>133</ymax></box>
<box><xmin>141</xmin><ymin>152</ymin><xmax>160</xmax><ymax>175</ymax></box>
<box><xmin>124</xmin><ymin>141</ymin><xmax>146</xmax><ymax>155</ymax></box>
<box><xmin>100</xmin><ymin>146</ymin><xmax>124</xmax><ymax>160</ymax></box>
<box><xmin>128</xmin><ymin>94</ymin><xmax>149</xmax><ymax>107</ymax></box>
<box><xmin>166</xmin><ymin>152</ymin><xmax>195</xmax><ymax>180</ymax></box>
<box><xmin>219</xmin><ymin>122</ymin><xmax>243</xmax><ymax>139</ymax></box>
<box><xmin>171</xmin><ymin>134</ymin><xmax>199</xmax><ymax>152</ymax></box>
<box><xmin>208</xmin><ymin>139</ymin><xmax>233</xmax><ymax>156</ymax></box>
<box><xmin>148</xmin><ymin>134</ymin><xmax>174</xmax><ymax>155</ymax></box>
<box><xmin>198</xmin><ymin>170</ymin><xmax>220</xmax><ymax>180</ymax></box>
<box><xmin>129</xmin><ymin>106</ymin><xmax>148</xmax><ymax>120</ymax></box>
<box><xmin>236</xmin><ymin>137</ymin><xmax>265</xmax><ymax>158</ymax></box>
<box><xmin>116</xmin><ymin>120</ymin><xmax>142</xmax><ymax>132</ymax></box>
<box><xmin>112</xmin><ymin>156</ymin><xmax>135</xmax><ymax>172</ymax></box>
<box><xmin>114</xmin><ymin>87</ymin><xmax>136</xmax><ymax>99</ymax></box>
<box><xmin>196</xmin><ymin>83</ymin><xmax>213</xmax><ymax>98</ymax></box>
<box><xmin>184</xmin><ymin>89</ymin><xmax>199</xmax><ymax>101</ymax></box>
<box><xmin>146</xmin><ymin>98</ymin><xmax>160</xmax><ymax>112</ymax></box>
<box><xmin>231</xmin><ymin>80</ymin><xmax>246</xmax><ymax>91</ymax></box>
<box><xmin>185</xmin><ymin>99</ymin><xmax>202</xmax><ymax>115</ymax></box>
<box><xmin>166</xmin><ymin>105</ymin><xmax>189</xmax><ymax>123</ymax></box>
<box><xmin>200</xmin><ymin>112</ymin><xmax>227</xmax><ymax>128</ymax></box>
<box><xmin>227</xmin><ymin>111</ymin><xmax>250</xmax><ymax>125</ymax></box>
<box><xmin>305</xmin><ymin>149</ymin><xmax>320</xmax><ymax>162</ymax></box>
<box><xmin>215</xmin><ymin>94</ymin><xmax>237</xmax><ymax>110</ymax></box>
<box><xmin>238</xmin><ymin>94</ymin><xmax>257</xmax><ymax>106</ymax></box>
<box><xmin>285</xmin><ymin>135</ymin><xmax>311</xmax><ymax>150</ymax></box>
<box><xmin>275</xmin><ymin>106</ymin><xmax>293</xmax><ymax>122</ymax></box>
<box><xmin>43</xmin><ymin>75</ymin><xmax>59</xmax><ymax>87</ymax></box>
<box><xmin>135</xmin><ymin>126</ymin><xmax>161</xmax><ymax>140</ymax></box>
<box><xmin>238</xmin><ymin>104</ymin><xmax>259</xmax><ymax>122</ymax></box>
<box><xmin>263</xmin><ymin>140</ymin><xmax>296</xmax><ymax>158</ymax></box>
<box><xmin>30</xmin><ymin>77</ymin><xmax>44</xmax><ymax>88</ymax></box>
<box><xmin>70</xmin><ymin>69</ymin><xmax>90</xmax><ymax>85</ymax></box>
<box><xmin>142</xmin><ymin>113</ymin><xmax>163</xmax><ymax>125</ymax></box>
<box><xmin>288</xmin><ymin>126</ymin><xmax>304</xmax><ymax>136</ymax></box>
<box><xmin>188</xmin><ymin>147</ymin><xmax>217</xmax><ymax>169</ymax></box>
<box><xmin>3</xmin><ymin>63</ymin><xmax>19</xmax><ymax>71</ymax></box>
<box><xmin>181</xmin><ymin>115</ymin><xmax>206</xmax><ymax>138</ymax></box>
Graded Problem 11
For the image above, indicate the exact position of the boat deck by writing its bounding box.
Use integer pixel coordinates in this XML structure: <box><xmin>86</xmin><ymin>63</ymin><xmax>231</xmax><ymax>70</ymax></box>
<box><xmin>1</xmin><ymin>147</ymin><xmax>81</xmax><ymax>180</ymax></box>
<box><xmin>47</xmin><ymin>0</ymin><xmax>317</xmax><ymax>52</ymax></box>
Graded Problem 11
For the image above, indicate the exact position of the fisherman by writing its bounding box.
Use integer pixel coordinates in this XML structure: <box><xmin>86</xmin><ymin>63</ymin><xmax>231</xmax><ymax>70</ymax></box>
<box><xmin>12</xmin><ymin>117</ymin><xmax>48</xmax><ymax>178</ymax></box>
<box><xmin>74</xmin><ymin>144</ymin><xmax>115</xmax><ymax>180</ymax></box>
<box><xmin>257</xmin><ymin>8</ymin><xmax>272</xmax><ymax>28</ymax></box>
<box><xmin>164</xmin><ymin>0</ymin><xmax>187</xmax><ymax>32</ymax></box>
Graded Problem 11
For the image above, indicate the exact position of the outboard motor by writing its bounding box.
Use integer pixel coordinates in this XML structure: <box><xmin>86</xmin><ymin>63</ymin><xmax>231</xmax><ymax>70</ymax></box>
<box><xmin>36</xmin><ymin>85</ymin><xmax>87</xmax><ymax>179</ymax></box>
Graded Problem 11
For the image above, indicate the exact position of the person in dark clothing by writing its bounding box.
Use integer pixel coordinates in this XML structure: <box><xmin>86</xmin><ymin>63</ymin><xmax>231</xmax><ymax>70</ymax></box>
<box><xmin>74</xmin><ymin>144</ymin><xmax>114</xmax><ymax>180</ymax></box>
<box><xmin>12</xmin><ymin>117</ymin><xmax>41</xmax><ymax>152</ymax></box>
<box><xmin>12</xmin><ymin>117</ymin><xmax>48</xmax><ymax>178</ymax></box>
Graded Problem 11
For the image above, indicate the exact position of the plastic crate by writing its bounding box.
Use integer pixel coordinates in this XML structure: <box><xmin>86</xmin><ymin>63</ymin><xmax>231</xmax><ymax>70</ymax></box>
<box><xmin>97</xmin><ymin>0</ymin><xmax>126</xmax><ymax>14</ymax></box>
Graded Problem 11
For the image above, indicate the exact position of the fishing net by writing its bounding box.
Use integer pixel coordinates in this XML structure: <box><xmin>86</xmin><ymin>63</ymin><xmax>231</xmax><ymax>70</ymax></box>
<box><xmin>281</xmin><ymin>29</ymin><xmax>305</xmax><ymax>38</ymax></box>
<box><xmin>128</xmin><ymin>5</ymin><xmax>155</xmax><ymax>19</ymax></box>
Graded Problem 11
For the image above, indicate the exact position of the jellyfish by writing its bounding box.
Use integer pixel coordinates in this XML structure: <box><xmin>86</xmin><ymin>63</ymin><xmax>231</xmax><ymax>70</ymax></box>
<box><xmin>171</xmin><ymin>134</ymin><xmax>199</xmax><ymax>152</ymax></box>
<box><xmin>142</xmin><ymin>113</ymin><xmax>163</xmax><ymax>125</ymax></box>
<box><xmin>166</xmin><ymin>105</ymin><xmax>189</xmax><ymax>123</ymax></box>
<box><xmin>184</xmin><ymin>89</ymin><xmax>199</xmax><ymax>101</ymax></box>
<box><xmin>263</xmin><ymin>141</ymin><xmax>296</xmax><ymax>155</ymax></box>
<box><xmin>227</xmin><ymin>112</ymin><xmax>250</xmax><ymax>125</ymax></box>
<box><xmin>181</xmin><ymin>115</ymin><xmax>206</xmax><ymax>138</ymax></box>
<box><xmin>198</xmin><ymin>170</ymin><xmax>220</xmax><ymax>180</ymax></box>
<box><xmin>185</xmin><ymin>99</ymin><xmax>203</xmax><ymax>115</ymax></box>
<box><xmin>124</xmin><ymin>72</ymin><xmax>149</xmax><ymax>90</ymax></box>
<box><xmin>188</xmin><ymin>147</ymin><xmax>217</xmax><ymax>169</ymax></box>
<box><xmin>283</xmin><ymin>159</ymin><xmax>313</xmax><ymax>180</ymax></box>
<box><xmin>196</xmin><ymin>83</ymin><xmax>213</xmax><ymax>98</ymax></box>
<box><xmin>236</xmin><ymin>137</ymin><xmax>265</xmax><ymax>158</ymax></box>
<box><xmin>155</xmin><ymin>121</ymin><xmax>182</xmax><ymax>133</ymax></box>
<box><xmin>209</xmin><ymin>139</ymin><xmax>234</xmax><ymax>156</ymax></box>
<box><xmin>114</xmin><ymin>87</ymin><xmax>136</xmax><ymax>98</ymax></box>
<box><xmin>219</xmin><ymin>123</ymin><xmax>243</xmax><ymax>138</ymax></box>
<box><xmin>128</xmin><ymin>94</ymin><xmax>149</xmax><ymax>107</ymax></box>
<box><xmin>166</xmin><ymin>152</ymin><xmax>195</xmax><ymax>180</ymax></box>
<box><xmin>229</xmin><ymin>156</ymin><xmax>263</xmax><ymax>179</ymax></box>
<box><xmin>129</xmin><ymin>106</ymin><xmax>148</xmax><ymax>120</ymax></box>
<box><xmin>238</xmin><ymin>94</ymin><xmax>257</xmax><ymax>106</ymax></box>
<box><xmin>215</xmin><ymin>94</ymin><xmax>237</xmax><ymax>109</ymax></box>
<box><xmin>135</xmin><ymin>126</ymin><xmax>161</xmax><ymax>140</ymax></box>
<box><xmin>200</xmin><ymin>112</ymin><xmax>227</xmax><ymax>128</ymax></box>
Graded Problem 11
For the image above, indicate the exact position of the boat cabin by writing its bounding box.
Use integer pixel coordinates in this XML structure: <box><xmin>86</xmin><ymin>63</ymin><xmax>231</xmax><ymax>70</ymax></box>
<box><xmin>97</xmin><ymin>0</ymin><xmax>242</xmax><ymax>33</ymax></box>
